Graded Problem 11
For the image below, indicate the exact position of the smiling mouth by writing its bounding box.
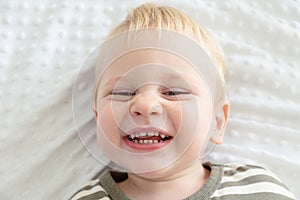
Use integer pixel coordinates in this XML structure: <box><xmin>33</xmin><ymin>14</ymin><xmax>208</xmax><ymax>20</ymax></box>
<box><xmin>127</xmin><ymin>132</ymin><xmax>172</xmax><ymax>144</ymax></box>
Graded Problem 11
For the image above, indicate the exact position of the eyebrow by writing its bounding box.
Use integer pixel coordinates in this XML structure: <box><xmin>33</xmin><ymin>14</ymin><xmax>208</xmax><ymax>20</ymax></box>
<box><xmin>99</xmin><ymin>72</ymin><xmax>200</xmax><ymax>89</ymax></box>
<box><xmin>100</xmin><ymin>75</ymin><xmax>122</xmax><ymax>88</ymax></box>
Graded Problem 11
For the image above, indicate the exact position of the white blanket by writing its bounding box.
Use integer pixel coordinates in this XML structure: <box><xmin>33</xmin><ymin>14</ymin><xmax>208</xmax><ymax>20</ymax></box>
<box><xmin>0</xmin><ymin>0</ymin><xmax>299</xmax><ymax>199</ymax></box>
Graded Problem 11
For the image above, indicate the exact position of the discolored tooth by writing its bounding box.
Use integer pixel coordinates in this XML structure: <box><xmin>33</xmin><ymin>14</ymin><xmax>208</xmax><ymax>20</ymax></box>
<box><xmin>139</xmin><ymin>140</ymin><xmax>143</xmax><ymax>144</ymax></box>
<box><xmin>160</xmin><ymin>134</ymin><xmax>165</xmax><ymax>139</ymax></box>
<box><xmin>134</xmin><ymin>140</ymin><xmax>138</xmax><ymax>143</ymax></box>
<box><xmin>159</xmin><ymin>140</ymin><xmax>163</xmax><ymax>143</ymax></box>
<box><xmin>153</xmin><ymin>140</ymin><xmax>158</xmax><ymax>144</ymax></box>
<box><xmin>154</xmin><ymin>132</ymin><xmax>159</xmax><ymax>136</ymax></box>
<box><xmin>129</xmin><ymin>135</ymin><xmax>135</xmax><ymax>139</ymax></box>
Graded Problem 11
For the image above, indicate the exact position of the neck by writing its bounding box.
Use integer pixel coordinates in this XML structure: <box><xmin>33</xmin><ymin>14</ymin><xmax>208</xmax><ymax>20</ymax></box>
<box><xmin>118</xmin><ymin>160</ymin><xmax>210</xmax><ymax>200</ymax></box>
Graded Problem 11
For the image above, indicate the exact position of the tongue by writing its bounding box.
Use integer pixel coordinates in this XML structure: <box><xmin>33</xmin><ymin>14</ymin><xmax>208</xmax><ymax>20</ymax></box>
<box><xmin>137</xmin><ymin>136</ymin><xmax>162</xmax><ymax>140</ymax></box>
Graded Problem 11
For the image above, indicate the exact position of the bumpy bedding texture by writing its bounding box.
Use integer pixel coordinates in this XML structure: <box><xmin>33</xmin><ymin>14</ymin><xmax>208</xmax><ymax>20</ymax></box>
<box><xmin>0</xmin><ymin>1</ymin><xmax>299</xmax><ymax>199</ymax></box>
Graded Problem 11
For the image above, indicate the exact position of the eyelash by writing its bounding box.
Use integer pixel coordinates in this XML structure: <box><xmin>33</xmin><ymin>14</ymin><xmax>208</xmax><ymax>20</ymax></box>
<box><xmin>111</xmin><ymin>89</ymin><xmax>190</xmax><ymax>96</ymax></box>
<box><xmin>162</xmin><ymin>90</ymin><xmax>190</xmax><ymax>96</ymax></box>
<box><xmin>111</xmin><ymin>91</ymin><xmax>136</xmax><ymax>96</ymax></box>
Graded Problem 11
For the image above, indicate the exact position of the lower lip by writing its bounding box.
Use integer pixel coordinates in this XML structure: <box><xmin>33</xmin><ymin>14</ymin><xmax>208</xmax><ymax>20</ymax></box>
<box><xmin>123</xmin><ymin>137</ymin><xmax>172</xmax><ymax>151</ymax></box>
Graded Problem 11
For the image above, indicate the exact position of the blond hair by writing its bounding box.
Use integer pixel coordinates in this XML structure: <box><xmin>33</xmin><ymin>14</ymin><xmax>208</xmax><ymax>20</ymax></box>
<box><xmin>107</xmin><ymin>2</ymin><xmax>226</xmax><ymax>82</ymax></box>
<box><xmin>93</xmin><ymin>3</ymin><xmax>227</xmax><ymax>106</ymax></box>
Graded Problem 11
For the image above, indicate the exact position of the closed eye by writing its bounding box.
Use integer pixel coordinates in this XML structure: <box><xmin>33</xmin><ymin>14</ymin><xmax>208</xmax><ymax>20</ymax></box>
<box><xmin>110</xmin><ymin>90</ymin><xmax>135</xmax><ymax>101</ymax></box>
<box><xmin>162</xmin><ymin>89</ymin><xmax>193</xmax><ymax>101</ymax></box>
<box><xmin>111</xmin><ymin>91</ymin><xmax>136</xmax><ymax>96</ymax></box>
<box><xmin>163</xmin><ymin>91</ymin><xmax>190</xmax><ymax>96</ymax></box>
<box><xmin>162</xmin><ymin>90</ymin><xmax>190</xmax><ymax>96</ymax></box>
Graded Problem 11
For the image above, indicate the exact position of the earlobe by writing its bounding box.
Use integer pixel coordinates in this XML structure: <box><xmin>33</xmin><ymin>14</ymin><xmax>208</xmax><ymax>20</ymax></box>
<box><xmin>210</xmin><ymin>136</ymin><xmax>223</xmax><ymax>144</ymax></box>
<box><xmin>210</xmin><ymin>101</ymin><xmax>230</xmax><ymax>144</ymax></box>
<box><xmin>93</xmin><ymin>107</ymin><xmax>98</xmax><ymax>119</ymax></box>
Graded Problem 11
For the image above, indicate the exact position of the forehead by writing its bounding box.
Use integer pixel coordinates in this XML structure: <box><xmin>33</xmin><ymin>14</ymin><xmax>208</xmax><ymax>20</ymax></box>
<box><xmin>98</xmin><ymin>49</ymin><xmax>205</xmax><ymax>86</ymax></box>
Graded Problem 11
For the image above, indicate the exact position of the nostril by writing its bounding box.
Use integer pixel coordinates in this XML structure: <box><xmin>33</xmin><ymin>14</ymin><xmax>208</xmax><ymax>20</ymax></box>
<box><xmin>150</xmin><ymin>104</ymin><xmax>163</xmax><ymax>115</ymax></box>
<box><xmin>133</xmin><ymin>111</ymin><xmax>142</xmax><ymax>116</ymax></box>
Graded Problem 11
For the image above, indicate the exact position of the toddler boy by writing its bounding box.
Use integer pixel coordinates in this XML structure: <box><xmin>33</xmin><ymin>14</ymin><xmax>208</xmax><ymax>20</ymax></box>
<box><xmin>71</xmin><ymin>3</ymin><xmax>295</xmax><ymax>200</ymax></box>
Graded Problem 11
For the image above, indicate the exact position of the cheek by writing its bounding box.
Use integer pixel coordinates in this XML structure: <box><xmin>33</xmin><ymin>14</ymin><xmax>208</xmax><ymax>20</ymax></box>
<box><xmin>96</xmin><ymin>102</ymin><xmax>121</xmax><ymax>144</ymax></box>
<box><xmin>192</xmin><ymin>95</ymin><xmax>214</xmax><ymax>150</ymax></box>
<box><xmin>166</xmin><ymin>102</ymin><xmax>182</xmax><ymax>131</ymax></box>
<box><xmin>176</xmin><ymin>96</ymin><xmax>212</xmax><ymax>153</ymax></box>
<box><xmin>174</xmin><ymin>99</ymin><xmax>201</xmax><ymax>133</ymax></box>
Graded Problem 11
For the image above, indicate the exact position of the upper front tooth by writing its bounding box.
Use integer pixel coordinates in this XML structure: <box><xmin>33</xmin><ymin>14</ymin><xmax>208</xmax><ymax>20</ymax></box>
<box><xmin>138</xmin><ymin>132</ymin><xmax>146</xmax><ymax>137</ymax></box>
<box><xmin>154</xmin><ymin>132</ymin><xmax>159</xmax><ymax>136</ymax></box>
<box><xmin>147</xmin><ymin>132</ymin><xmax>155</xmax><ymax>136</ymax></box>
<box><xmin>160</xmin><ymin>134</ymin><xmax>165</xmax><ymax>138</ymax></box>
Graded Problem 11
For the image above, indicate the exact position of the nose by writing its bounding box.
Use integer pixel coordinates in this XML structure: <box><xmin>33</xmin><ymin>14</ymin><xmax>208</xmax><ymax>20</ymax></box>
<box><xmin>130</xmin><ymin>92</ymin><xmax>163</xmax><ymax>118</ymax></box>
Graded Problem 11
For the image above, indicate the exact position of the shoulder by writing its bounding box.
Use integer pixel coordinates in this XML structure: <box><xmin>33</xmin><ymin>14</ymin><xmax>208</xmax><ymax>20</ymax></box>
<box><xmin>209</xmin><ymin>163</ymin><xmax>295</xmax><ymax>200</ymax></box>
<box><xmin>70</xmin><ymin>179</ymin><xmax>111</xmax><ymax>200</ymax></box>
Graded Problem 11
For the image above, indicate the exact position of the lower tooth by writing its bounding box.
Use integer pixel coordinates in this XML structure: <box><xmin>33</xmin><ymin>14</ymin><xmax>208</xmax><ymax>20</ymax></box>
<box><xmin>135</xmin><ymin>140</ymin><xmax>158</xmax><ymax>144</ymax></box>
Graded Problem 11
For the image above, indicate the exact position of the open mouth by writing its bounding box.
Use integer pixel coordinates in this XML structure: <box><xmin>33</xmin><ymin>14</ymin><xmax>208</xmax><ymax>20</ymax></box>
<box><xmin>127</xmin><ymin>132</ymin><xmax>172</xmax><ymax>144</ymax></box>
<box><xmin>123</xmin><ymin>130</ymin><xmax>173</xmax><ymax>150</ymax></box>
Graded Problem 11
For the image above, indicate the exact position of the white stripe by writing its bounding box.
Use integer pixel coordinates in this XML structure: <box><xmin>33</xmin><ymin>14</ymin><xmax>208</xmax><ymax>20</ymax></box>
<box><xmin>222</xmin><ymin>168</ymin><xmax>281</xmax><ymax>183</ymax></box>
<box><xmin>70</xmin><ymin>185</ymin><xmax>107</xmax><ymax>200</ymax></box>
<box><xmin>101</xmin><ymin>197</ymin><xmax>111</xmax><ymax>200</ymax></box>
<box><xmin>211</xmin><ymin>182</ymin><xmax>295</xmax><ymax>199</ymax></box>
<box><xmin>224</xmin><ymin>163</ymin><xmax>247</xmax><ymax>170</ymax></box>
<box><xmin>223</xmin><ymin>166</ymin><xmax>235</xmax><ymax>171</ymax></box>
<box><xmin>84</xmin><ymin>179</ymin><xmax>100</xmax><ymax>187</ymax></box>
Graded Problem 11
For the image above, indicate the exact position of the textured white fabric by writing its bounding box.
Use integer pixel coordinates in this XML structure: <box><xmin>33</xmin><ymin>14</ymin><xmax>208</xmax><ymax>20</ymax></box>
<box><xmin>0</xmin><ymin>1</ymin><xmax>299</xmax><ymax>199</ymax></box>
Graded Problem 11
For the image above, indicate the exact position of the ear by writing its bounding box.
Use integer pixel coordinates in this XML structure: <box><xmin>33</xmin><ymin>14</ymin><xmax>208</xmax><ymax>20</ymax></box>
<box><xmin>210</xmin><ymin>100</ymin><xmax>230</xmax><ymax>144</ymax></box>
<box><xmin>93</xmin><ymin>107</ymin><xmax>98</xmax><ymax>120</ymax></box>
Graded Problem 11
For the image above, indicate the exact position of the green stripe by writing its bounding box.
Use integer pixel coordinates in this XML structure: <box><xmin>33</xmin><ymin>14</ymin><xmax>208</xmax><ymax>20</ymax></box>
<box><xmin>223</xmin><ymin>165</ymin><xmax>265</xmax><ymax>176</ymax></box>
<box><xmin>76</xmin><ymin>191</ymin><xmax>108</xmax><ymax>200</ymax></box>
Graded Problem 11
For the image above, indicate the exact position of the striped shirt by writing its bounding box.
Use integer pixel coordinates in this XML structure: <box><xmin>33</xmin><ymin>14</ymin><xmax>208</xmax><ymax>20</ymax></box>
<box><xmin>70</xmin><ymin>163</ymin><xmax>295</xmax><ymax>200</ymax></box>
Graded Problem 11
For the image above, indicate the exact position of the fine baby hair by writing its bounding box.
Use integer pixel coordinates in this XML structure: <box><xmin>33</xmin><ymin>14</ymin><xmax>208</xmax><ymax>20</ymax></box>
<box><xmin>95</xmin><ymin>2</ymin><xmax>227</xmax><ymax>92</ymax></box>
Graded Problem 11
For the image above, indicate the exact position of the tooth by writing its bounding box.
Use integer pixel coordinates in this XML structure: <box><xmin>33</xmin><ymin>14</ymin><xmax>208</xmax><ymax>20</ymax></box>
<box><xmin>139</xmin><ymin>132</ymin><xmax>146</xmax><ymax>137</ymax></box>
<box><xmin>147</xmin><ymin>132</ymin><xmax>154</xmax><ymax>136</ymax></box>
<box><xmin>154</xmin><ymin>132</ymin><xmax>159</xmax><ymax>136</ymax></box>
<box><xmin>160</xmin><ymin>134</ymin><xmax>165</xmax><ymax>139</ymax></box>
<box><xmin>148</xmin><ymin>140</ymin><xmax>153</xmax><ymax>144</ymax></box>
<box><xmin>134</xmin><ymin>140</ymin><xmax>138</xmax><ymax>143</ymax></box>
<box><xmin>143</xmin><ymin>140</ymin><xmax>148</xmax><ymax>144</ymax></box>
<box><xmin>129</xmin><ymin>135</ymin><xmax>135</xmax><ymax>139</ymax></box>
<box><xmin>153</xmin><ymin>140</ymin><xmax>158</xmax><ymax>143</ymax></box>
<box><xmin>139</xmin><ymin>140</ymin><xmax>143</xmax><ymax>144</ymax></box>
<box><xmin>159</xmin><ymin>140</ymin><xmax>163</xmax><ymax>143</ymax></box>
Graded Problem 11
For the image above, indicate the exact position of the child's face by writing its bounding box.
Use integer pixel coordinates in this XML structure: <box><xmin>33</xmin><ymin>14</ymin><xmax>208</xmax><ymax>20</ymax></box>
<box><xmin>94</xmin><ymin>49</ymin><xmax>214</xmax><ymax>173</ymax></box>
